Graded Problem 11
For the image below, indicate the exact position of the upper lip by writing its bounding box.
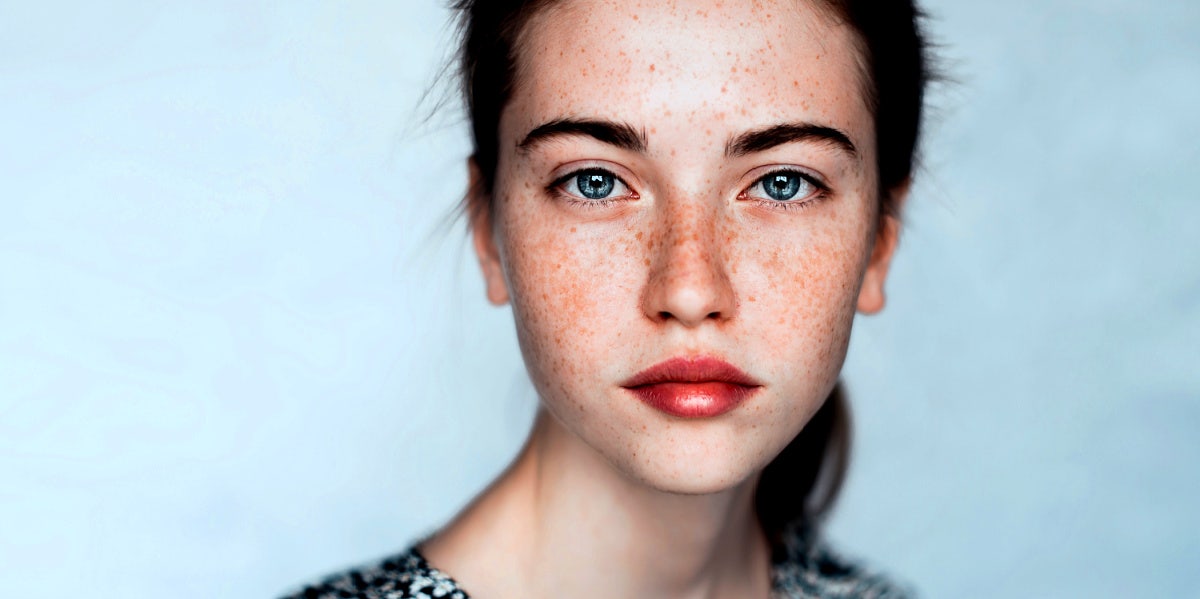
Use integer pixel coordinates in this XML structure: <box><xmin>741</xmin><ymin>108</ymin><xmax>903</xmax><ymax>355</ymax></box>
<box><xmin>621</xmin><ymin>356</ymin><xmax>762</xmax><ymax>388</ymax></box>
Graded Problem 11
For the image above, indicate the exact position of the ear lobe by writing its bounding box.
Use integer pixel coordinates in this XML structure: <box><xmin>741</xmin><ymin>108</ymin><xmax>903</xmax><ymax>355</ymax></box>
<box><xmin>856</xmin><ymin>181</ymin><xmax>909</xmax><ymax>315</ymax></box>
<box><xmin>467</xmin><ymin>158</ymin><xmax>510</xmax><ymax>306</ymax></box>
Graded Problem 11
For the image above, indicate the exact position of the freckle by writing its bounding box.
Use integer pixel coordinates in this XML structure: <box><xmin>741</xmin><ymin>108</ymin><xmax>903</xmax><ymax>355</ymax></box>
<box><xmin>644</xmin><ymin>258</ymin><xmax>650</xmax><ymax>266</ymax></box>
<box><xmin>570</xmin><ymin>226</ymin><xmax>576</xmax><ymax>233</ymax></box>
<box><xmin>749</xmin><ymin>296</ymin><xmax>756</xmax><ymax>302</ymax></box>
<box><xmin>649</xmin><ymin>64</ymin><xmax>655</xmax><ymax>71</ymax></box>
<box><xmin>635</xmin><ymin>231</ymin><xmax>643</xmax><ymax>240</ymax></box>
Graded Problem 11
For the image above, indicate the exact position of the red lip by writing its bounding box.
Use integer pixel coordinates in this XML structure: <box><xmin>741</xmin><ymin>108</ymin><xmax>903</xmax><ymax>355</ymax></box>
<box><xmin>621</xmin><ymin>357</ymin><xmax>762</xmax><ymax>418</ymax></box>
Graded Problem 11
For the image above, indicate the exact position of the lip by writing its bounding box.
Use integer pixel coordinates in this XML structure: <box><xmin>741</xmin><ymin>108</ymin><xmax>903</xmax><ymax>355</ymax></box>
<box><xmin>621</xmin><ymin>356</ymin><xmax>762</xmax><ymax>418</ymax></box>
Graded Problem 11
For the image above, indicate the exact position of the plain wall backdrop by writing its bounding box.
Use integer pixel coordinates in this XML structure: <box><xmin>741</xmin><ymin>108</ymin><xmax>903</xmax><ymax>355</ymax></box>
<box><xmin>2</xmin><ymin>1</ymin><xmax>1197</xmax><ymax>597</ymax></box>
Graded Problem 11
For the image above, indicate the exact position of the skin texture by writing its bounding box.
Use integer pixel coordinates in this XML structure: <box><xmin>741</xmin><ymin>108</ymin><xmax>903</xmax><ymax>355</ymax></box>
<box><xmin>422</xmin><ymin>1</ymin><xmax>904</xmax><ymax>598</ymax></box>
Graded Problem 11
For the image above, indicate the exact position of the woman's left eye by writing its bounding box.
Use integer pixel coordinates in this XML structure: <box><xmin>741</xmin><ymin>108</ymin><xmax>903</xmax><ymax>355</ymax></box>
<box><xmin>553</xmin><ymin>168</ymin><xmax>633</xmax><ymax>202</ymax></box>
<box><xmin>744</xmin><ymin>170</ymin><xmax>826</xmax><ymax>204</ymax></box>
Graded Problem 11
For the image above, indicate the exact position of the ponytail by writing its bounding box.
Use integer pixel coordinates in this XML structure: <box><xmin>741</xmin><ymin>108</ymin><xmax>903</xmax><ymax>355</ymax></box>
<box><xmin>754</xmin><ymin>382</ymin><xmax>851</xmax><ymax>546</ymax></box>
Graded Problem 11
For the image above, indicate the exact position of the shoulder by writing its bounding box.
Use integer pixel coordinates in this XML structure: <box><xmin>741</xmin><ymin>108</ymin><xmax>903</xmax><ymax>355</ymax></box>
<box><xmin>771</xmin><ymin>521</ymin><xmax>914</xmax><ymax>599</ymax></box>
<box><xmin>279</xmin><ymin>548</ymin><xmax>469</xmax><ymax>599</ymax></box>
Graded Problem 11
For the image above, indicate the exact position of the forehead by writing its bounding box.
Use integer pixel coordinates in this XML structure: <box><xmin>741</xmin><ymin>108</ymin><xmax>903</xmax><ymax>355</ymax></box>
<box><xmin>505</xmin><ymin>0</ymin><xmax>873</xmax><ymax>152</ymax></box>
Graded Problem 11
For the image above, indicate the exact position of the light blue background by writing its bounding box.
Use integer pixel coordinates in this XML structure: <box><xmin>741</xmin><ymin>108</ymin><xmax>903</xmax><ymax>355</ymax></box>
<box><xmin>2</xmin><ymin>2</ymin><xmax>1197</xmax><ymax>597</ymax></box>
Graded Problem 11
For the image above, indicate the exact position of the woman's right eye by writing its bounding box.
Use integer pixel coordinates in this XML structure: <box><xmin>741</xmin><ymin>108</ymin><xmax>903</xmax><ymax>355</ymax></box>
<box><xmin>552</xmin><ymin>169</ymin><xmax>633</xmax><ymax>203</ymax></box>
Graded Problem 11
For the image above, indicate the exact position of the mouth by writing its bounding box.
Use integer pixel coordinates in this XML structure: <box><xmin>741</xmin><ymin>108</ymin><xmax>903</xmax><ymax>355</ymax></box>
<box><xmin>621</xmin><ymin>356</ymin><xmax>762</xmax><ymax>418</ymax></box>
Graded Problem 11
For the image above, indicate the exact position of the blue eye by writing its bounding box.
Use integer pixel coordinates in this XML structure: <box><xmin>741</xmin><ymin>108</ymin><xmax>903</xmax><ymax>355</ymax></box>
<box><xmin>753</xmin><ymin>171</ymin><xmax>816</xmax><ymax>202</ymax></box>
<box><xmin>554</xmin><ymin>168</ymin><xmax>632</xmax><ymax>202</ymax></box>
<box><xmin>576</xmin><ymin>171</ymin><xmax>615</xmax><ymax>199</ymax></box>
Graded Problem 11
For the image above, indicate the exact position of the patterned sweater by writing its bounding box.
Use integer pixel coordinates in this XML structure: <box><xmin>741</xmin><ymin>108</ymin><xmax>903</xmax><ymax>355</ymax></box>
<box><xmin>282</xmin><ymin>521</ymin><xmax>910</xmax><ymax>599</ymax></box>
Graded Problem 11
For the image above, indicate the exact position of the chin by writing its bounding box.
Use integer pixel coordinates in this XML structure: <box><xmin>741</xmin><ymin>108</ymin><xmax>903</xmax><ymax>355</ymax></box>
<box><xmin>607</xmin><ymin>426</ymin><xmax>777</xmax><ymax>496</ymax></box>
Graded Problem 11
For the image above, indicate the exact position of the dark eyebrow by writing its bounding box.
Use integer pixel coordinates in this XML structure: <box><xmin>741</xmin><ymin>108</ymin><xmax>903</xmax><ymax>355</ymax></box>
<box><xmin>517</xmin><ymin>118</ymin><xmax>648</xmax><ymax>154</ymax></box>
<box><xmin>725</xmin><ymin>123</ymin><xmax>858</xmax><ymax>160</ymax></box>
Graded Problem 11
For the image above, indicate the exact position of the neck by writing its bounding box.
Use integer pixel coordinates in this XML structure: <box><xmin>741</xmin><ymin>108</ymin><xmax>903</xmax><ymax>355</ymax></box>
<box><xmin>423</xmin><ymin>409</ymin><xmax>773</xmax><ymax>599</ymax></box>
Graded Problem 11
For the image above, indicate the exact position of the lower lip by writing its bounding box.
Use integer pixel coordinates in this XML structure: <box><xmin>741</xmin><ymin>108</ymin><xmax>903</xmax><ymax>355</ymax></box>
<box><xmin>625</xmin><ymin>382</ymin><xmax>758</xmax><ymax>418</ymax></box>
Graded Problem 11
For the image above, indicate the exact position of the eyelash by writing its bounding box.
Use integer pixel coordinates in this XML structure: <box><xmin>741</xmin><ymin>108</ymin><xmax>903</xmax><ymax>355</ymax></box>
<box><xmin>547</xmin><ymin>168</ymin><xmax>636</xmax><ymax>208</ymax></box>
<box><xmin>740</xmin><ymin>169</ymin><xmax>832</xmax><ymax>211</ymax></box>
<box><xmin>547</xmin><ymin>167</ymin><xmax>831</xmax><ymax>210</ymax></box>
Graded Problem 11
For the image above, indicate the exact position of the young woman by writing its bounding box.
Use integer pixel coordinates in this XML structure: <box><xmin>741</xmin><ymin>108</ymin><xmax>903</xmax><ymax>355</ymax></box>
<box><xmin>287</xmin><ymin>0</ymin><xmax>933</xmax><ymax>597</ymax></box>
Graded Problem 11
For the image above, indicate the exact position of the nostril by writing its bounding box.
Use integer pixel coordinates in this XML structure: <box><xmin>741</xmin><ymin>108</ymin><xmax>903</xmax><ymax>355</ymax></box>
<box><xmin>656</xmin><ymin>309</ymin><xmax>724</xmax><ymax>322</ymax></box>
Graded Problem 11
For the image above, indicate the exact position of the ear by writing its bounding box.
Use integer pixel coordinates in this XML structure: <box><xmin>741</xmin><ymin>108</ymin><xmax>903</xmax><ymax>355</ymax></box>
<box><xmin>856</xmin><ymin>180</ymin><xmax>909</xmax><ymax>315</ymax></box>
<box><xmin>468</xmin><ymin>158</ymin><xmax>510</xmax><ymax>306</ymax></box>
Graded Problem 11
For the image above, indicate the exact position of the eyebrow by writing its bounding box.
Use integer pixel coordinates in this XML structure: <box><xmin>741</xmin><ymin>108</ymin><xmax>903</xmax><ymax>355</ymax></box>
<box><xmin>516</xmin><ymin>118</ymin><xmax>858</xmax><ymax>162</ymax></box>
<box><xmin>725</xmin><ymin>123</ymin><xmax>859</xmax><ymax>161</ymax></box>
<box><xmin>517</xmin><ymin>118</ymin><xmax>648</xmax><ymax>154</ymax></box>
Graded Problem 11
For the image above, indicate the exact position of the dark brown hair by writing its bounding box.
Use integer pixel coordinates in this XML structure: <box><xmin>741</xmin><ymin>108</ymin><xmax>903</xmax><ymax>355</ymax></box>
<box><xmin>452</xmin><ymin>0</ymin><xmax>934</xmax><ymax>545</ymax></box>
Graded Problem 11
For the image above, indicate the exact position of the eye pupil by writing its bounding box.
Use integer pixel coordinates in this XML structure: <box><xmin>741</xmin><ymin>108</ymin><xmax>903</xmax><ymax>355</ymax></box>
<box><xmin>765</xmin><ymin>173</ymin><xmax>802</xmax><ymax>201</ymax></box>
<box><xmin>577</xmin><ymin>172</ymin><xmax>615</xmax><ymax>199</ymax></box>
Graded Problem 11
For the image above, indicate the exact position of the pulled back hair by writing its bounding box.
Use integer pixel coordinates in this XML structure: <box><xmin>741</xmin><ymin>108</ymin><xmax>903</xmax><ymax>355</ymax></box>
<box><xmin>452</xmin><ymin>0</ymin><xmax>935</xmax><ymax>545</ymax></box>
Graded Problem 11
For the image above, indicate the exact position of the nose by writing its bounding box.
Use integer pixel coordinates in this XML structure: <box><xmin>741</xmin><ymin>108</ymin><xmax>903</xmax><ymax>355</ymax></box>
<box><xmin>640</xmin><ymin>198</ymin><xmax>737</xmax><ymax>327</ymax></box>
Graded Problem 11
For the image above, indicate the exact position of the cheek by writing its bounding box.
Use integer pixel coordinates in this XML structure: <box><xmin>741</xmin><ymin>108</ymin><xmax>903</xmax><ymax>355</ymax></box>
<box><xmin>497</xmin><ymin>207</ymin><xmax>644</xmax><ymax>389</ymax></box>
<box><xmin>739</xmin><ymin>215</ymin><xmax>872</xmax><ymax>377</ymax></box>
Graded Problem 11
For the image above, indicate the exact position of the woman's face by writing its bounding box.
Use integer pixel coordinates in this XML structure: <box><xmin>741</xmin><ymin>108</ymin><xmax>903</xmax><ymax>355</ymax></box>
<box><xmin>473</xmin><ymin>0</ymin><xmax>900</xmax><ymax>494</ymax></box>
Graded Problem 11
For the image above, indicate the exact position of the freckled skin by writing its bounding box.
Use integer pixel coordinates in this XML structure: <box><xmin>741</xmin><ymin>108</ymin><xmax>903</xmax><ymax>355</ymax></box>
<box><xmin>475</xmin><ymin>0</ymin><xmax>897</xmax><ymax>494</ymax></box>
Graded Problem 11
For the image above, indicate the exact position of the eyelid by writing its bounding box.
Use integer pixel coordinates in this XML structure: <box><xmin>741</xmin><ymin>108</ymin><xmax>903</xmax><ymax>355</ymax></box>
<box><xmin>739</xmin><ymin>165</ymin><xmax>832</xmax><ymax>208</ymax></box>
<box><xmin>547</xmin><ymin>161</ymin><xmax>641</xmax><ymax>202</ymax></box>
<box><xmin>740</xmin><ymin>164</ymin><xmax>830</xmax><ymax>190</ymax></box>
<box><xmin>549</xmin><ymin>160</ymin><xmax>640</xmax><ymax>186</ymax></box>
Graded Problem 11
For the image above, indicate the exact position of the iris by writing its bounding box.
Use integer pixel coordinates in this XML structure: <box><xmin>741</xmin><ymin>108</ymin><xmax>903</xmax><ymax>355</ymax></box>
<box><xmin>577</xmin><ymin>171</ymin><xmax>615</xmax><ymax>199</ymax></box>
<box><xmin>763</xmin><ymin>172</ymin><xmax>806</xmax><ymax>201</ymax></box>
